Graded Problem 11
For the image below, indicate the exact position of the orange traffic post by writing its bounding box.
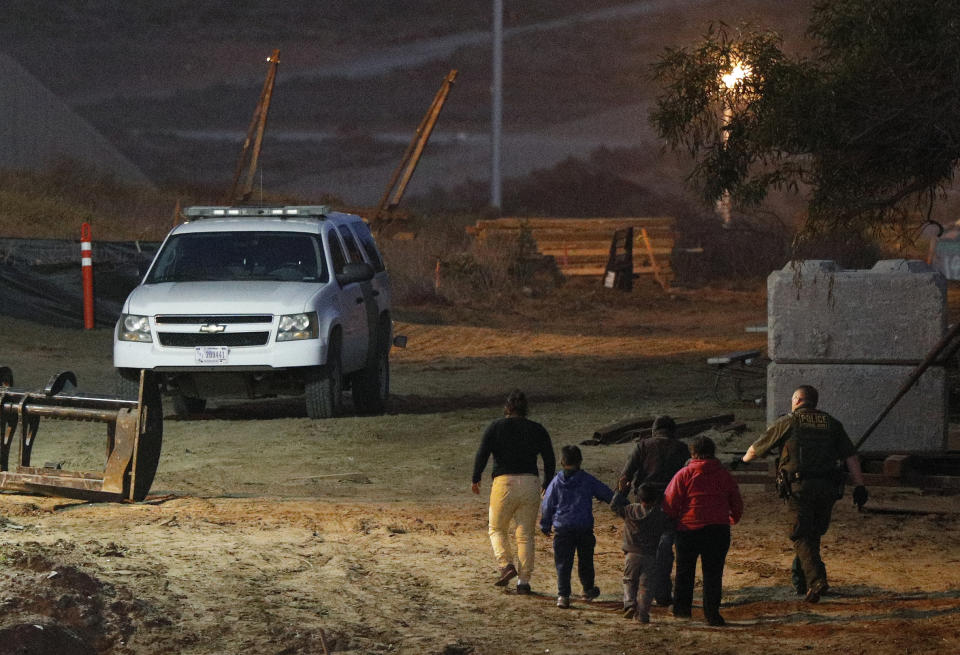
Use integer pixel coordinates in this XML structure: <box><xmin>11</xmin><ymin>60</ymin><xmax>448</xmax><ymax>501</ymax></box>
<box><xmin>81</xmin><ymin>222</ymin><xmax>94</xmax><ymax>329</ymax></box>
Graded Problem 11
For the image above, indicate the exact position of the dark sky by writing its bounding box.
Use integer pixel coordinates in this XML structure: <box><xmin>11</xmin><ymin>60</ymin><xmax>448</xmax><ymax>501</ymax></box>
<box><xmin>1</xmin><ymin>1</ymin><xmax>816</xmax><ymax>206</ymax></box>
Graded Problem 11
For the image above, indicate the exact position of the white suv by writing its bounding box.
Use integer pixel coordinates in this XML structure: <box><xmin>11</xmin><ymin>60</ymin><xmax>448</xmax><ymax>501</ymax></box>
<box><xmin>114</xmin><ymin>205</ymin><xmax>393</xmax><ymax>419</ymax></box>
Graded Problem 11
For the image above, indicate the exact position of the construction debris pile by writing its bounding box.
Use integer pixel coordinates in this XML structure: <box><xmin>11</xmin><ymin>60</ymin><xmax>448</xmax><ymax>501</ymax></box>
<box><xmin>584</xmin><ymin>414</ymin><xmax>744</xmax><ymax>446</ymax></box>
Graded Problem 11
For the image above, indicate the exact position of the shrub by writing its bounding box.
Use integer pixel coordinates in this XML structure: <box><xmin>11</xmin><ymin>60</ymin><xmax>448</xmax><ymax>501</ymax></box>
<box><xmin>380</xmin><ymin>215</ymin><xmax>561</xmax><ymax>307</ymax></box>
<box><xmin>0</xmin><ymin>161</ymin><xmax>183</xmax><ymax>240</ymax></box>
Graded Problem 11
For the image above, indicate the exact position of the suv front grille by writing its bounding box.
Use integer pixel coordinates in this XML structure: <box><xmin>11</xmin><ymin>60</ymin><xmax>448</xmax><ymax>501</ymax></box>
<box><xmin>158</xmin><ymin>332</ymin><xmax>270</xmax><ymax>347</ymax></box>
<box><xmin>156</xmin><ymin>315</ymin><xmax>273</xmax><ymax>325</ymax></box>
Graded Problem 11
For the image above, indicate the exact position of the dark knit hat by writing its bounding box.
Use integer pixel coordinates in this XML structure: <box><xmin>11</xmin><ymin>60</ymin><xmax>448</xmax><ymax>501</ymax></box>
<box><xmin>652</xmin><ymin>415</ymin><xmax>677</xmax><ymax>436</ymax></box>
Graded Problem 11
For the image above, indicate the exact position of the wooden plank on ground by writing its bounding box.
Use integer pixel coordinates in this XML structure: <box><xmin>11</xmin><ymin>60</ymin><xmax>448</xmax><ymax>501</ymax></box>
<box><xmin>612</xmin><ymin>413</ymin><xmax>736</xmax><ymax>444</ymax></box>
<box><xmin>592</xmin><ymin>417</ymin><xmax>656</xmax><ymax>443</ymax></box>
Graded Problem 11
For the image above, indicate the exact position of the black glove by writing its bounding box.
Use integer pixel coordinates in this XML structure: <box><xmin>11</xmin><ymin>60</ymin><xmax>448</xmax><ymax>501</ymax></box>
<box><xmin>852</xmin><ymin>485</ymin><xmax>868</xmax><ymax>509</ymax></box>
<box><xmin>728</xmin><ymin>457</ymin><xmax>743</xmax><ymax>471</ymax></box>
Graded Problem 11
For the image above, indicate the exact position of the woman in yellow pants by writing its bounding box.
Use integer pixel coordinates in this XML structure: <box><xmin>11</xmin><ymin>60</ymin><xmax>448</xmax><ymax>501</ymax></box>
<box><xmin>472</xmin><ymin>390</ymin><xmax>556</xmax><ymax>594</ymax></box>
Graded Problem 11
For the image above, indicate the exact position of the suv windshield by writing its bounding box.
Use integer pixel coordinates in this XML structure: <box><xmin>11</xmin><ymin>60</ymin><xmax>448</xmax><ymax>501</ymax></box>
<box><xmin>146</xmin><ymin>232</ymin><xmax>329</xmax><ymax>283</ymax></box>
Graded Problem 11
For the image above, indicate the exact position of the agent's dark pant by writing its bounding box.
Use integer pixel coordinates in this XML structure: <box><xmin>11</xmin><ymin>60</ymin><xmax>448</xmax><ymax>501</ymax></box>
<box><xmin>674</xmin><ymin>524</ymin><xmax>730</xmax><ymax>620</ymax></box>
<box><xmin>553</xmin><ymin>527</ymin><xmax>596</xmax><ymax>597</ymax></box>
<box><xmin>787</xmin><ymin>479</ymin><xmax>836</xmax><ymax>591</ymax></box>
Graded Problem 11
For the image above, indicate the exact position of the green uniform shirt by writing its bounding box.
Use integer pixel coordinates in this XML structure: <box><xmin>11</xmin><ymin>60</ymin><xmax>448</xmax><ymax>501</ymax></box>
<box><xmin>750</xmin><ymin>407</ymin><xmax>856</xmax><ymax>476</ymax></box>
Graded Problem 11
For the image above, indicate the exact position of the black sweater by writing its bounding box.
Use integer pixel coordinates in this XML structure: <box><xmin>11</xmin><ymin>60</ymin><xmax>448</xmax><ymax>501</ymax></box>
<box><xmin>472</xmin><ymin>416</ymin><xmax>556</xmax><ymax>488</ymax></box>
<box><xmin>621</xmin><ymin>436</ymin><xmax>689</xmax><ymax>490</ymax></box>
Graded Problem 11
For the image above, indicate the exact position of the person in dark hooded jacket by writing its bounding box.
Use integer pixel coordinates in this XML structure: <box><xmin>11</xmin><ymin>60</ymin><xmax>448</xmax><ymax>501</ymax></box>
<box><xmin>540</xmin><ymin>445</ymin><xmax>614</xmax><ymax>608</ymax></box>
<box><xmin>618</xmin><ymin>415</ymin><xmax>689</xmax><ymax>606</ymax></box>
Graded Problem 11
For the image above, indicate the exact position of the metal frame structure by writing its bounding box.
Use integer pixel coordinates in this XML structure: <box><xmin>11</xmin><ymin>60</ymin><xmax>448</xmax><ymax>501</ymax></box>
<box><xmin>0</xmin><ymin>369</ymin><xmax>162</xmax><ymax>502</ymax></box>
<box><xmin>226</xmin><ymin>49</ymin><xmax>280</xmax><ymax>204</ymax></box>
<box><xmin>370</xmin><ymin>69</ymin><xmax>458</xmax><ymax>233</ymax></box>
<box><xmin>707</xmin><ymin>349</ymin><xmax>770</xmax><ymax>404</ymax></box>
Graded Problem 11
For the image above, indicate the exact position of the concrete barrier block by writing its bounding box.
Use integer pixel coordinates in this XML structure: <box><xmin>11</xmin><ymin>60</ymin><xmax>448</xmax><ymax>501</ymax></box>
<box><xmin>768</xmin><ymin>259</ymin><xmax>946</xmax><ymax>363</ymax></box>
<box><xmin>870</xmin><ymin>259</ymin><xmax>936</xmax><ymax>274</ymax></box>
<box><xmin>765</xmin><ymin>362</ymin><xmax>947</xmax><ymax>453</ymax></box>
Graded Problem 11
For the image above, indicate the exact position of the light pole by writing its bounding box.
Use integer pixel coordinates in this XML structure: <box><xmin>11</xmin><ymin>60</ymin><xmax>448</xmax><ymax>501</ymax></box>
<box><xmin>491</xmin><ymin>0</ymin><xmax>503</xmax><ymax>212</ymax></box>
<box><xmin>717</xmin><ymin>61</ymin><xmax>751</xmax><ymax>227</ymax></box>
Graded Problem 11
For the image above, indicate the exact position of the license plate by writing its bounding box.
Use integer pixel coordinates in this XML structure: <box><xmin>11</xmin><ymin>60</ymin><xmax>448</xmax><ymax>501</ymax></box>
<box><xmin>195</xmin><ymin>346</ymin><xmax>229</xmax><ymax>364</ymax></box>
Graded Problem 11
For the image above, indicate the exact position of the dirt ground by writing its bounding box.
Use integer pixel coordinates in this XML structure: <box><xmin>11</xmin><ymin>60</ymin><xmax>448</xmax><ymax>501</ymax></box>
<box><xmin>1</xmin><ymin>284</ymin><xmax>959</xmax><ymax>654</ymax></box>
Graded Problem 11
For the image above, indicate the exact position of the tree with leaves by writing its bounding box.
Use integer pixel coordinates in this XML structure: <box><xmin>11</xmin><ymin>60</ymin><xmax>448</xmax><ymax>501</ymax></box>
<box><xmin>650</xmin><ymin>0</ymin><xmax>960</xmax><ymax>242</ymax></box>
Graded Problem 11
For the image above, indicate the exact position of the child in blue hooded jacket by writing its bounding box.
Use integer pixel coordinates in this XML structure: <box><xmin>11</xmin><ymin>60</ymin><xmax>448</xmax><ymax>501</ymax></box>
<box><xmin>540</xmin><ymin>445</ymin><xmax>614</xmax><ymax>608</ymax></box>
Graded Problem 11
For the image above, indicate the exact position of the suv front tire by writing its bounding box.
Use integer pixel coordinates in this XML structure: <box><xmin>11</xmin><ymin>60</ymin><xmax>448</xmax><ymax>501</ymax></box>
<box><xmin>305</xmin><ymin>338</ymin><xmax>343</xmax><ymax>419</ymax></box>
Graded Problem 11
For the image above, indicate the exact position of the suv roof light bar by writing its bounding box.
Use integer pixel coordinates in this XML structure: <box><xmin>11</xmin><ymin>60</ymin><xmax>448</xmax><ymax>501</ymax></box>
<box><xmin>183</xmin><ymin>205</ymin><xmax>330</xmax><ymax>220</ymax></box>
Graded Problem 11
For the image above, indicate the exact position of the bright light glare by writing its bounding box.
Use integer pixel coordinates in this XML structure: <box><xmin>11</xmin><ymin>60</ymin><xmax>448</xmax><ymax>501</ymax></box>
<box><xmin>721</xmin><ymin>62</ymin><xmax>752</xmax><ymax>89</ymax></box>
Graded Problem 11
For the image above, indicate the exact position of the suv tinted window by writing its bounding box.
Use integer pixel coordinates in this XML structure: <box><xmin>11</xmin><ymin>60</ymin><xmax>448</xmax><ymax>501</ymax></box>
<box><xmin>337</xmin><ymin>225</ymin><xmax>366</xmax><ymax>264</ymax></box>
<box><xmin>350</xmin><ymin>222</ymin><xmax>385</xmax><ymax>272</ymax></box>
<box><xmin>146</xmin><ymin>232</ymin><xmax>328</xmax><ymax>283</ymax></box>
<box><xmin>328</xmin><ymin>229</ymin><xmax>348</xmax><ymax>276</ymax></box>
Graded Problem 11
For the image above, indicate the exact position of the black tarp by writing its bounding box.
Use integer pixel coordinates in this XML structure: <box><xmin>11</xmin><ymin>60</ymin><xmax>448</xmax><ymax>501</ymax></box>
<box><xmin>0</xmin><ymin>238</ymin><xmax>160</xmax><ymax>328</ymax></box>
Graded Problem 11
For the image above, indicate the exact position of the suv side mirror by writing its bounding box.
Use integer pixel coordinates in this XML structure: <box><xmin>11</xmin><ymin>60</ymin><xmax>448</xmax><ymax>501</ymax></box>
<box><xmin>336</xmin><ymin>262</ymin><xmax>375</xmax><ymax>286</ymax></box>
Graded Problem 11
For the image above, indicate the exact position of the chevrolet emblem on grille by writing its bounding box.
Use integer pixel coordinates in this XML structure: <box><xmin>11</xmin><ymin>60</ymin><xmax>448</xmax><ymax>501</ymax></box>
<box><xmin>199</xmin><ymin>323</ymin><xmax>226</xmax><ymax>334</ymax></box>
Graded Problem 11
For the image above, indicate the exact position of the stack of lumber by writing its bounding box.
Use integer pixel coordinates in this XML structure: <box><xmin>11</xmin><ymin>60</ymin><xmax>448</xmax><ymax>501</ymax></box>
<box><xmin>467</xmin><ymin>217</ymin><xmax>675</xmax><ymax>280</ymax></box>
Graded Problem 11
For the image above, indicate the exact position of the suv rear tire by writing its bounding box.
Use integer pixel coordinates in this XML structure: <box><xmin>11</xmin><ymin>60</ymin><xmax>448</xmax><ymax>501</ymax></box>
<box><xmin>353</xmin><ymin>340</ymin><xmax>389</xmax><ymax>415</ymax></box>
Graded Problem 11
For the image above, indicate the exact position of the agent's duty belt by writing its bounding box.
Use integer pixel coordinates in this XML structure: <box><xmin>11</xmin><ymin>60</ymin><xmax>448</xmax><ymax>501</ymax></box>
<box><xmin>798</xmin><ymin>469</ymin><xmax>839</xmax><ymax>481</ymax></box>
<box><xmin>781</xmin><ymin>469</ymin><xmax>839</xmax><ymax>482</ymax></box>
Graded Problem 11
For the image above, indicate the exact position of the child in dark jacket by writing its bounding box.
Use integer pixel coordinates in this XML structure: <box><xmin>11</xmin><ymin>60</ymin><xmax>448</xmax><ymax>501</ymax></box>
<box><xmin>611</xmin><ymin>481</ymin><xmax>674</xmax><ymax>623</ymax></box>
<box><xmin>540</xmin><ymin>445</ymin><xmax>614</xmax><ymax>608</ymax></box>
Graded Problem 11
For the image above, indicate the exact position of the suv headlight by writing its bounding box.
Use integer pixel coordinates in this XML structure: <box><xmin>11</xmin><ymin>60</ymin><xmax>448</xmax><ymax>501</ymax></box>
<box><xmin>118</xmin><ymin>314</ymin><xmax>153</xmax><ymax>342</ymax></box>
<box><xmin>277</xmin><ymin>312</ymin><xmax>318</xmax><ymax>342</ymax></box>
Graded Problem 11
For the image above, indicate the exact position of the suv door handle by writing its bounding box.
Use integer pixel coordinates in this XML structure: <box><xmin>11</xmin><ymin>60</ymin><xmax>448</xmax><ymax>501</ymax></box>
<box><xmin>355</xmin><ymin>297</ymin><xmax>364</xmax><ymax>304</ymax></box>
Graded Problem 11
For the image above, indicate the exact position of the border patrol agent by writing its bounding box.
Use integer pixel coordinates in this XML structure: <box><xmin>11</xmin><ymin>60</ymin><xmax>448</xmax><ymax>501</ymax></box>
<box><xmin>735</xmin><ymin>384</ymin><xmax>867</xmax><ymax>602</ymax></box>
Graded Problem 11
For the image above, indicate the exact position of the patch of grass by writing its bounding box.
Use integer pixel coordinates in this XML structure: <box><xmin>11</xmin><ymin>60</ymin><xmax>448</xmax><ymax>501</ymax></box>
<box><xmin>0</xmin><ymin>162</ymin><xmax>201</xmax><ymax>240</ymax></box>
